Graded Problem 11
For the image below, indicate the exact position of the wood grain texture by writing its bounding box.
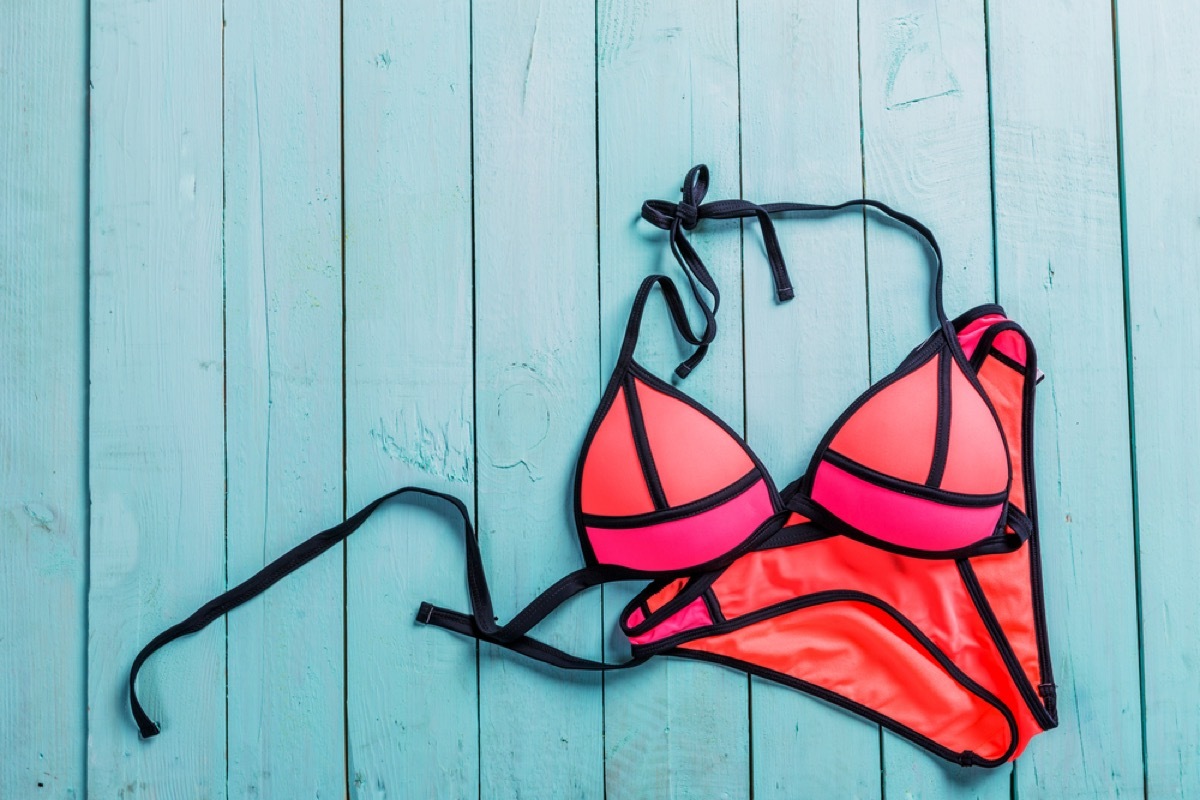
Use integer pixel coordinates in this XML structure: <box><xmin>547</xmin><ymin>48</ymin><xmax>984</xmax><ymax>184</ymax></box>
<box><xmin>988</xmin><ymin>1</ymin><xmax>1144</xmax><ymax>797</ymax></box>
<box><xmin>858</xmin><ymin>3</ymin><xmax>1005</xmax><ymax>794</ymax></box>
<box><xmin>596</xmin><ymin>1</ymin><xmax>749</xmax><ymax>797</ymax></box>
<box><xmin>737</xmin><ymin>2</ymin><xmax>880</xmax><ymax>798</ymax></box>
<box><xmin>87</xmin><ymin>0</ymin><xmax>227</xmax><ymax>797</ymax></box>
<box><xmin>343</xmin><ymin>2</ymin><xmax>479</xmax><ymax>798</ymax></box>
<box><xmin>0</xmin><ymin>2</ymin><xmax>87</xmax><ymax>798</ymax></box>
<box><xmin>472</xmin><ymin>1</ymin><xmax>604</xmax><ymax>796</ymax></box>
<box><xmin>1114</xmin><ymin>2</ymin><xmax>1200</xmax><ymax>796</ymax></box>
<box><xmin>5</xmin><ymin>0</ymin><xmax>1200</xmax><ymax>796</ymax></box>
<box><xmin>223</xmin><ymin>2</ymin><xmax>346</xmax><ymax>796</ymax></box>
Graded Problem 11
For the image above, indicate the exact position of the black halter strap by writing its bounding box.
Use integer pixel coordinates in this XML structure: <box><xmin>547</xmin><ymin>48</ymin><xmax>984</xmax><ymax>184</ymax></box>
<box><xmin>641</xmin><ymin>165</ymin><xmax>948</xmax><ymax>378</ymax></box>
<box><xmin>129</xmin><ymin>486</ymin><xmax>642</xmax><ymax>738</ymax></box>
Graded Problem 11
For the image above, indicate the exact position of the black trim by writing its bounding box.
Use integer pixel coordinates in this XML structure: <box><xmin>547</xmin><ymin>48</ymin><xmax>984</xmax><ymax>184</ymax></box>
<box><xmin>627</xmin><ymin>359</ymin><xmax>784</xmax><ymax>513</ymax></box>
<box><xmin>988</xmin><ymin>348</ymin><xmax>1026</xmax><ymax>375</ymax></box>
<box><xmin>620</xmin><ymin>572</ymin><xmax>721</xmax><ymax>637</ymax></box>
<box><xmin>641</xmin><ymin>590</ymin><xmax>1019</xmax><ymax>768</ymax></box>
<box><xmin>784</xmin><ymin>494</ymin><xmax>1021</xmax><ymax>561</ymax></box>
<box><xmin>966</xmin><ymin>320</ymin><xmax>1057</xmax><ymax>722</ymax></box>
<box><xmin>822</xmin><ymin>450</ymin><xmax>1008</xmax><ymax>508</ymax></box>
<box><xmin>757</xmin><ymin>521</ymin><xmax>835</xmax><ymax>551</ymax></box>
<box><xmin>624</xmin><ymin>373</ymin><xmax>669</xmax><ymax>510</ymax></box>
<box><xmin>799</xmin><ymin>338</ymin><xmax>943</xmax><ymax>497</ymax></box>
<box><xmin>702</xmin><ymin>588</ymin><xmax>726</xmax><ymax>624</ymax></box>
<box><xmin>958</xmin><ymin>560</ymin><xmax>1058</xmax><ymax>730</ymax></box>
<box><xmin>951</xmin><ymin>303</ymin><xmax>1008</xmax><ymax>329</ymax></box>
<box><xmin>927</xmin><ymin>347</ymin><xmax>952</xmax><ymax>487</ymax></box>
<box><xmin>581</xmin><ymin>468</ymin><xmax>761</xmax><ymax>528</ymax></box>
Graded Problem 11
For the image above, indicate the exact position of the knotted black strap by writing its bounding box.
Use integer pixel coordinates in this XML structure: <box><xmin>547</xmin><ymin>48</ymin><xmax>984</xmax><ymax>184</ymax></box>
<box><xmin>641</xmin><ymin>165</ymin><xmax>949</xmax><ymax>377</ymax></box>
<box><xmin>129</xmin><ymin>486</ymin><xmax>641</xmax><ymax>738</ymax></box>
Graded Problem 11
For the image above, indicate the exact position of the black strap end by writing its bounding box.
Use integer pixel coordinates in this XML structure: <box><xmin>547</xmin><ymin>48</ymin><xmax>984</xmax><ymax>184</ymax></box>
<box><xmin>776</xmin><ymin>285</ymin><xmax>795</xmax><ymax>302</ymax></box>
<box><xmin>415</xmin><ymin>601</ymin><xmax>435</xmax><ymax>625</ymax></box>
<box><xmin>673</xmin><ymin>363</ymin><xmax>694</xmax><ymax>380</ymax></box>
<box><xmin>138</xmin><ymin>721</ymin><xmax>162</xmax><ymax>740</ymax></box>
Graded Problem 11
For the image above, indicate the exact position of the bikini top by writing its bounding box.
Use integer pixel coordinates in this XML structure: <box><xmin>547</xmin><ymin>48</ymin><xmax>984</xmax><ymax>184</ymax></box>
<box><xmin>411</xmin><ymin>164</ymin><xmax>1028</xmax><ymax>652</ymax></box>
<box><xmin>128</xmin><ymin>164</ymin><xmax>1036</xmax><ymax>736</ymax></box>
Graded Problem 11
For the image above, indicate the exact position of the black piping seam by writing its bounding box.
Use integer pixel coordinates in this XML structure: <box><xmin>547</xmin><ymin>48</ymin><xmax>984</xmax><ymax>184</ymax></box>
<box><xmin>951</xmin><ymin>303</ymin><xmax>1008</xmax><ymax>330</ymax></box>
<box><xmin>969</xmin><ymin>323</ymin><xmax>1057</xmax><ymax>715</ymax></box>
<box><xmin>638</xmin><ymin>590</ymin><xmax>1019</xmax><ymax>768</ymax></box>
<box><xmin>571</xmin><ymin>342</ymin><xmax>633</xmax><ymax>567</ymax></box>
<box><xmin>627</xmin><ymin>359</ymin><xmax>784</xmax><ymax>511</ymax></box>
<box><xmin>800</xmin><ymin>337</ymin><xmax>943</xmax><ymax>496</ymax></box>
<box><xmin>987</xmin><ymin>348</ymin><xmax>1026</xmax><ymax>376</ymax></box>
<box><xmin>957</xmin><ymin>559</ymin><xmax>1058</xmax><ymax>730</ymax></box>
<box><xmin>941</xmin><ymin>318</ymin><xmax>1016</xmax><ymax>507</ymax></box>
<box><xmin>784</xmin><ymin>496</ymin><xmax>1021</xmax><ymax>561</ymax></box>
<box><xmin>624</xmin><ymin>373</ymin><xmax>668</xmax><ymax>510</ymax></box>
<box><xmin>581</xmin><ymin>468</ymin><xmax>761</xmax><ymax>528</ymax></box>
<box><xmin>822</xmin><ymin>449</ymin><xmax>1008</xmax><ymax>508</ymax></box>
<box><xmin>756</xmin><ymin>522</ymin><xmax>835</xmax><ymax>551</ymax></box>
<box><xmin>967</xmin><ymin>319</ymin><xmax>1027</xmax><ymax>372</ymax></box>
<box><xmin>702</xmin><ymin>588</ymin><xmax>725</xmax><ymax>624</ymax></box>
<box><xmin>1015</xmin><ymin>334</ymin><xmax>1056</xmax><ymax>711</ymax></box>
<box><xmin>619</xmin><ymin>571</ymin><xmax>721</xmax><ymax>637</ymax></box>
<box><xmin>927</xmin><ymin>347</ymin><xmax>952</xmax><ymax>487</ymax></box>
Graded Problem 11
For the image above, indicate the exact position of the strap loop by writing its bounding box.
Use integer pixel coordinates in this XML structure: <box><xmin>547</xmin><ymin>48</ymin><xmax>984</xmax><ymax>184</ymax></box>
<box><xmin>639</xmin><ymin>165</ymin><xmax>949</xmax><ymax>378</ymax></box>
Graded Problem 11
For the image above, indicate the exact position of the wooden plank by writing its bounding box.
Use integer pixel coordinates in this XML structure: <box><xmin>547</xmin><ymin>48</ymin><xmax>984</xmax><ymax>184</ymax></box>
<box><xmin>223</xmin><ymin>1</ymin><xmax>345</xmax><ymax>795</ymax></box>
<box><xmin>343</xmin><ymin>2</ymin><xmax>479</xmax><ymax>797</ymax></box>
<box><xmin>857</xmin><ymin>1</ymin><xmax>1008</xmax><ymax>794</ymax></box>
<box><xmin>87</xmin><ymin>0</ymin><xmax>227</xmax><ymax>797</ymax></box>
<box><xmin>471</xmin><ymin>0</ymin><xmax>602</xmax><ymax>796</ymax></box>
<box><xmin>988</xmin><ymin>1</ymin><xmax>1144</xmax><ymax>796</ymax></box>
<box><xmin>596</xmin><ymin>1</ymin><xmax>749</xmax><ymax>797</ymax></box>
<box><xmin>737</xmin><ymin>2</ymin><xmax>881</xmax><ymax>797</ymax></box>
<box><xmin>0</xmin><ymin>2</ymin><xmax>87</xmax><ymax>797</ymax></box>
<box><xmin>1114</xmin><ymin>2</ymin><xmax>1200</xmax><ymax>796</ymax></box>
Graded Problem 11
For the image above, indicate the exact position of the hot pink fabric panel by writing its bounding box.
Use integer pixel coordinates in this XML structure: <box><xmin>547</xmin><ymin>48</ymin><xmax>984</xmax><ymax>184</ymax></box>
<box><xmin>627</xmin><ymin>598</ymin><xmax>713</xmax><ymax>645</ymax></box>
<box><xmin>992</xmin><ymin>330</ymin><xmax>1028</xmax><ymax>366</ymax></box>
<box><xmin>586</xmin><ymin>478</ymin><xmax>773</xmax><ymax>571</ymax></box>
<box><xmin>811</xmin><ymin>461</ymin><xmax>1004</xmax><ymax>552</ymax></box>
<box><xmin>957</xmin><ymin>314</ymin><xmax>1007</xmax><ymax>360</ymax></box>
<box><xmin>956</xmin><ymin>313</ymin><xmax>1028</xmax><ymax>367</ymax></box>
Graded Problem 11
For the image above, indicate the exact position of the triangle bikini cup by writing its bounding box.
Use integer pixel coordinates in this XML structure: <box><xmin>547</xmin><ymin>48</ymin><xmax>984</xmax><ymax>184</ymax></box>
<box><xmin>129</xmin><ymin>165</ymin><xmax>1057</xmax><ymax>767</ymax></box>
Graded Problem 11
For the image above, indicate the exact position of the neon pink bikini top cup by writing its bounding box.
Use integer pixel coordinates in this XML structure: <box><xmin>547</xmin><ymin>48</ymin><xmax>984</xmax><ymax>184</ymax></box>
<box><xmin>796</xmin><ymin>306</ymin><xmax>1018</xmax><ymax>558</ymax></box>
<box><xmin>574</xmin><ymin>276</ymin><xmax>782</xmax><ymax>575</ymax></box>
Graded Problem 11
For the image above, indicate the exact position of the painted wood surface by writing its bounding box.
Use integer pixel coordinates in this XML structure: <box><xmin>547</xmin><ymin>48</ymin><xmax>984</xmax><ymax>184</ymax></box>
<box><xmin>223</xmin><ymin>2</ymin><xmax>346</xmax><ymax>796</ymax></box>
<box><xmin>3</xmin><ymin>0</ymin><xmax>1199</xmax><ymax>797</ymax></box>
<box><xmin>0</xmin><ymin>3</ymin><xmax>87</xmax><ymax>798</ymax></box>
<box><xmin>343</xmin><ymin>3</ymin><xmax>479</xmax><ymax>799</ymax></box>
<box><xmin>86</xmin><ymin>1</ymin><xmax>226</xmax><ymax>797</ymax></box>
<box><xmin>1114</xmin><ymin>2</ymin><xmax>1200</xmax><ymax>797</ymax></box>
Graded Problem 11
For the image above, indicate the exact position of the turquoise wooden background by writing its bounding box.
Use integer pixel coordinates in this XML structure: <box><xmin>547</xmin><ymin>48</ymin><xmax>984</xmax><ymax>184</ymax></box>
<box><xmin>2</xmin><ymin>0</ymin><xmax>1196</xmax><ymax>797</ymax></box>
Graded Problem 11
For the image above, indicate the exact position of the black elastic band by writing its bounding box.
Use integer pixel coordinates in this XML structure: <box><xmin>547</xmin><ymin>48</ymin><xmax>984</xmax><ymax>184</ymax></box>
<box><xmin>132</xmin><ymin>487</ymin><xmax>507</xmax><ymax>738</ymax></box>
<box><xmin>129</xmin><ymin>486</ymin><xmax>643</xmax><ymax>738</ymax></box>
<box><xmin>416</xmin><ymin>603</ymin><xmax>646</xmax><ymax>672</ymax></box>
<box><xmin>640</xmin><ymin>166</ymin><xmax>949</xmax><ymax>377</ymax></box>
<box><xmin>617</xmin><ymin>274</ymin><xmax>716</xmax><ymax>379</ymax></box>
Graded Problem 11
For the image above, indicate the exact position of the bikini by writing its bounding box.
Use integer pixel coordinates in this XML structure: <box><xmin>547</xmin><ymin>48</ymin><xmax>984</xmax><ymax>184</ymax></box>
<box><xmin>128</xmin><ymin>165</ymin><xmax>1057</xmax><ymax>767</ymax></box>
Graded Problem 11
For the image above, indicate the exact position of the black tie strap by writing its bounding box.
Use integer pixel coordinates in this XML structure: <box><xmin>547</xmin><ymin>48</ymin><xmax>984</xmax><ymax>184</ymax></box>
<box><xmin>128</xmin><ymin>486</ymin><xmax>640</xmax><ymax>738</ymax></box>
<box><xmin>640</xmin><ymin>165</ymin><xmax>949</xmax><ymax>378</ymax></box>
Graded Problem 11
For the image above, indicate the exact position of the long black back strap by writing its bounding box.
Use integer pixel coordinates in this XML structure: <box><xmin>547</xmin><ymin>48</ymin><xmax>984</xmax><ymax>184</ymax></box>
<box><xmin>641</xmin><ymin>164</ymin><xmax>948</xmax><ymax>377</ymax></box>
<box><xmin>129</xmin><ymin>486</ymin><xmax>639</xmax><ymax>739</ymax></box>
